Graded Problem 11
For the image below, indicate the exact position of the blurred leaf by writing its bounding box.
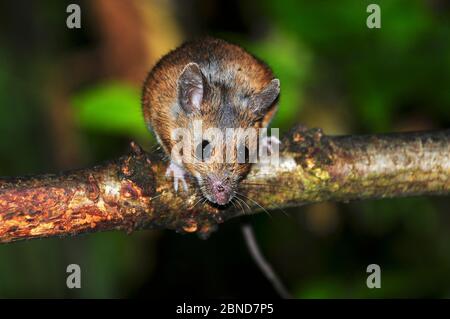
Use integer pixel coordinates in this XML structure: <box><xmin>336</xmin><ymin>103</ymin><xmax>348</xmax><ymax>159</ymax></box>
<box><xmin>379</xmin><ymin>0</ymin><xmax>431</xmax><ymax>51</ymax></box>
<box><xmin>72</xmin><ymin>82</ymin><xmax>148</xmax><ymax>139</ymax></box>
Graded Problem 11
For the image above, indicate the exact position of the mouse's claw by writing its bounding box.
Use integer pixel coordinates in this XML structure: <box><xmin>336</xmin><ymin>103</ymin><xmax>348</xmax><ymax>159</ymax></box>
<box><xmin>165</xmin><ymin>161</ymin><xmax>188</xmax><ymax>192</ymax></box>
<box><xmin>260</xmin><ymin>135</ymin><xmax>281</xmax><ymax>155</ymax></box>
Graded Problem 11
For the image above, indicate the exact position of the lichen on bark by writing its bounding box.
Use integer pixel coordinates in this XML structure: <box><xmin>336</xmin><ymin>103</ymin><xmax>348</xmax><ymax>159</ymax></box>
<box><xmin>0</xmin><ymin>126</ymin><xmax>449</xmax><ymax>243</ymax></box>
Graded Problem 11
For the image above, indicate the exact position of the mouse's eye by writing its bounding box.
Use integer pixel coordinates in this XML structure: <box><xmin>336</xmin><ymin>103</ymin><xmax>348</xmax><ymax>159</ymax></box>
<box><xmin>196</xmin><ymin>139</ymin><xmax>212</xmax><ymax>161</ymax></box>
<box><xmin>237</xmin><ymin>145</ymin><xmax>250</xmax><ymax>163</ymax></box>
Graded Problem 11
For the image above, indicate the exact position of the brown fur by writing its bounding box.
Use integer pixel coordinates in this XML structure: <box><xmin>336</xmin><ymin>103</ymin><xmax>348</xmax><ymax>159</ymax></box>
<box><xmin>141</xmin><ymin>37</ymin><xmax>279</xmax><ymax>201</ymax></box>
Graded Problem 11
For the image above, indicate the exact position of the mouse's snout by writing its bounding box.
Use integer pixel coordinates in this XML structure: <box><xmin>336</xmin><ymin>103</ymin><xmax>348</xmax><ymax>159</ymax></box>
<box><xmin>208</xmin><ymin>176</ymin><xmax>233</xmax><ymax>205</ymax></box>
<box><xmin>212</xmin><ymin>180</ymin><xmax>230</xmax><ymax>205</ymax></box>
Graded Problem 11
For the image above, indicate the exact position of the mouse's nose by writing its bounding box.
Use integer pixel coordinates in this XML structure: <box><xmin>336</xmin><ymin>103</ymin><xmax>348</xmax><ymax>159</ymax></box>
<box><xmin>215</xmin><ymin>184</ymin><xmax>225</xmax><ymax>193</ymax></box>
<box><xmin>210</xmin><ymin>179</ymin><xmax>231</xmax><ymax>205</ymax></box>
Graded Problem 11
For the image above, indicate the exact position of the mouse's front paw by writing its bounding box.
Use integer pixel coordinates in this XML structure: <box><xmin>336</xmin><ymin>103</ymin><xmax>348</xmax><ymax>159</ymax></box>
<box><xmin>165</xmin><ymin>162</ymin><xmax>188</xmax><ymax>192</ymax></box>
<box><xmin>260</xmin><ymin>135</ymin><xmax>281</xmax><ymax>155</ymax></box>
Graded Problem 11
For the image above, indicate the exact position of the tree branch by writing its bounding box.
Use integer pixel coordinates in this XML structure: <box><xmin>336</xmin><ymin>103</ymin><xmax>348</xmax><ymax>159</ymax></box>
<box><xmin>0</xmin><ymin>125</ymin><xmax>449</xmax><ymax>243</ymax></box>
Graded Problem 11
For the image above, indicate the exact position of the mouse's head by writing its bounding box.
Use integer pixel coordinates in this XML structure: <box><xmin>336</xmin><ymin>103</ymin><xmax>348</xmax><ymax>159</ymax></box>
<box><xmin>171</xmin><ymin>62</ymin><xmax>279</xmax><ymax>205</ymax></box>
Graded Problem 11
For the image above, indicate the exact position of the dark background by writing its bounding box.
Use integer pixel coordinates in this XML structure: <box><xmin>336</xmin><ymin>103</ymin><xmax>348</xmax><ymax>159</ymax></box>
<box><xmin>0</xmin><ymin>0</ymin><xmax>449</xmax><ymax>298</ymax></box>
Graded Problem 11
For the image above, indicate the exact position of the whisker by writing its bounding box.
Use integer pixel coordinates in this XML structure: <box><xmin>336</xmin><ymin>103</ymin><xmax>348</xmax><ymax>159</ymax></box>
<box><xmin>190</xmin><ymin>196</ymin><xmax>205</xmax><ymax>210</ymax></box>
<box><xmin>234</xmin><ymin>197</ymin><xmax>247</xmax><ymax>216</ymax></box>
<box><xmin>267</xmin><ymin>202</ymin><xmax>290</xmax><ymax>218</ymax></box>
<box><xmin>240</xmin><ymin>188</ymin><xmax>290</xmax><ymax>218</ymax></box>
<box><xmin>236</xmin><ymin>192</ymin><xmax>272</xmax><ymax>218</ymax></box>
<box><xmin>233</xmin><ymin>198</ymin><xmax>246</xmax><ymax>216</ymax></box>
<box><xmin>237</xmin><ymin>195</ymin><xmax>251</xmax><ymax>213</ymax></box>
<box><xmin>240</xmin><ymin>182</ymin><xmax>293</xmax><ymax>191</ymax></box>
<box><xmin>150</xmin><ymin>194</ymin><xmax>162</xmax><ymax>201</ymax></box>
<box><xmin>240</xmin><ymin>182</ymin><xmax>292</xmax><ymax>188</ymax></box>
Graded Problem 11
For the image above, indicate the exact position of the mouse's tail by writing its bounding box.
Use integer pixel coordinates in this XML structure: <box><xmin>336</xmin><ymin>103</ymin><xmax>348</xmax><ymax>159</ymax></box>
<box><xmin>240</xmin><ymin>217</ymin><xmax>292</xmax><ymax>299</ymax></box>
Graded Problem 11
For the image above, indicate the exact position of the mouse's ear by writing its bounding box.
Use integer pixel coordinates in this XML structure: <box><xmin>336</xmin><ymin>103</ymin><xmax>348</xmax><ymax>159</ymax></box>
<box><xmin>178</xmin><ymin>63</ymin><xmax>204</xmax><ymax>114</ymax></box>
<box><xmin>250</xmin><ymin>79</ymin><xmax>280</xmax><ymax>114</ymax></box>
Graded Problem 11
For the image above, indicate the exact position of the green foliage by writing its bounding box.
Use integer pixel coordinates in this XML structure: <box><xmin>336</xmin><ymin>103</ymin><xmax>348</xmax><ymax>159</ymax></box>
<box><xmin>72</xmin><ymin>82</ymin><xmax>148</xmax><ymax>139</ymax></box>
<box><xmin>263</xmin><ymin>0</ymin><xmax>450</xmax><ymax>132</ymax></box>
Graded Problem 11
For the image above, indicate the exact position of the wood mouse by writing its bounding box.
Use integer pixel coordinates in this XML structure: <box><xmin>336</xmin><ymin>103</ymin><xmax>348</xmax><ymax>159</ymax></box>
<box><xmin>142</xmin><ymin>37</ymin><xmax>280</xmax><ymax>206</ymax></box>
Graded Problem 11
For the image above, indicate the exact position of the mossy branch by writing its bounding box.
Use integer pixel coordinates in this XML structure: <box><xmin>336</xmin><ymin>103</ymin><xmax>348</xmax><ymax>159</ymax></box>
<box><xmin>0</xmin><ymin>125</ymin><xmax>449</xmax><ymax>243</ymax></box>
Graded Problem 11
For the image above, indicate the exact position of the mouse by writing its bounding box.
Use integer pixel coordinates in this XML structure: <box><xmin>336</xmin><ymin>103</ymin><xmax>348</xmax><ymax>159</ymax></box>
<box><xmin>142</xmin><ymin>37</ymin><xmax>280</xmax><ymax>206</ymax></box>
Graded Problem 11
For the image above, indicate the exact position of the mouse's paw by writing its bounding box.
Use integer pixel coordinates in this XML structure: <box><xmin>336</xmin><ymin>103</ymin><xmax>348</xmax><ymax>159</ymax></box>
<box><xmin>165</xmin><ymin>162</ymin><xmax>188</xmax><ymax>192</ymax></box>
<box><xmin>260</xmin><ymin>135</ymin><xmax>281</xmax><ymax>155</ymax></box>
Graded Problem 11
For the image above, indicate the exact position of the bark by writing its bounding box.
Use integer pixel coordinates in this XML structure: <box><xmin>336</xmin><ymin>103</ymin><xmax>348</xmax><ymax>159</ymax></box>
<box><xmin>0</xmin><ymin>126</ymin><xmax>449</xmax><ymax>243</ymax></box>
